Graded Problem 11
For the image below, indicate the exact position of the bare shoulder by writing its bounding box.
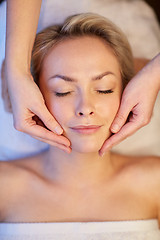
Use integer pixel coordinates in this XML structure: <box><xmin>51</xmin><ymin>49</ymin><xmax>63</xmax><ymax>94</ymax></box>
<box><xmin>0</xmin><ymin>152</ymin><xmax>46</xmax><ymax>221</ymax></box>
<box><xmin>126</xmin><ymin>155</ymin><xmax>160</xmax><ymax>224</ymax></box>
<box><xmin>132</xmin><ymin>155</ymin><xmax>160</xmax><ymax>175</ymax></box>
<box><xmin>0</xmin><ymin>159</ymin><xmax>31</xmax><ymax>205</ymax></box>
<box><xmin>112</xmin><ymin>152</ymin><xmax>160</xmax><ymax>169</ymax></box>
<box><xmin>124</xmin><ymin>155</ymin><xmax>160</xmax><ymax>221</ymax></box>
<box><xmin>0</xmin><ymin>151</ymin><xmax>47</xmax><ymax>186</ymax></box>
<box><xmin>0</xmin><ymin>160</ymin><xmax>25</xmax><ymax>188</ymax></box>
<box><xmin>139</xmin><ymin>155</ymin><xmax>160</xmax><ymax>189</ymax></box>
<box><xmin>0</xmin><ymin>150</ymin><xmax>47</xmax><ymax>178</ymax></box>
<box><xmin>122</xmin><ymin>154</ymin><xmax>160</xmax><ymax>193</ymax></box>
<box><xmin>115</xmin><ymin>153</ymin><xmax>160</xmax><ymax>170</ymax></box>
<box><xmin>0</xmin><ymin>160</ymin><xmax>24</xmax><ymax>221</ymax></box>
<box><xmin>112</xmin><ymin>153</ymin><xmax>160</xmax><ymax>186</ymax></box>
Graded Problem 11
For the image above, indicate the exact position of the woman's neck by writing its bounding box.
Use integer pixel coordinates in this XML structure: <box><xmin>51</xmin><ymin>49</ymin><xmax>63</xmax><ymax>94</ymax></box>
<box><xmin>42</xmin><ymin>147</ymin><xmax>115</xmax><ymax>189</ymax></box>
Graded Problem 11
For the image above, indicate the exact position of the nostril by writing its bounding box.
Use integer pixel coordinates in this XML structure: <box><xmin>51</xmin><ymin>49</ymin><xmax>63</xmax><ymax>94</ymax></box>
<box><xmin>77</xmin><ymin>111</ymin><xmax>94</xmax><ymax>116</ymax></box>
<box><xmin>78</xmin><ymin>112</ymin><xmax>83</xmax><ymax>116</ymax></box>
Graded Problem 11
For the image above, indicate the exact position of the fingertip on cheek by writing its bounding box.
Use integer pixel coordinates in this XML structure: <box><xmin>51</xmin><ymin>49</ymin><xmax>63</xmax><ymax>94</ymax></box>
<box><xmin>54</xmin><ymin>126</ymin><xmax>63</xmax><ymax>135</ymax></box>
<box><xmin>111</xmin><ymin>124</ymin><xmax>120</xmax><ymax>133</ymax></box>
<box><xmin>65</xmin><ymin>147</ymin><xmax>72</xmax><ymax>154</ymax></box>
<box><xmin>99</xmin><ymin>150</ymin><xmax>104</xmax><ymax>157</ymax></box>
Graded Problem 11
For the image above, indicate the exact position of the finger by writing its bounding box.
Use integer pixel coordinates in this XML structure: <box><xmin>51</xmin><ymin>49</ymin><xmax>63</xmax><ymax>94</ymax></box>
<box><xmin>111</xmin><ymin>96</ymin><xmax>134</xmax><ymax>133</ymax></box>
<box><xmin>24</xmin><ymin>123</ymin><xmax>71</xmax><ymax>147</ymax></box>
<box><xmin>32</xmin><ymin>135</ymin><xmax>72</xmax><ymax>153</ymax></box>
<box><xmin>34</xmin><ymin>105</ymin><xmax>63</xmax><ymax>135</ymax></box>
<box><xmin>99</xmin><ymin>120</ymin><xmax>142</xmax><ymax>156</ymax></box>
<box><xmin>31</xmin><ymin>130</ymin><xmax>70</xmax><ymax>147</ymax></box>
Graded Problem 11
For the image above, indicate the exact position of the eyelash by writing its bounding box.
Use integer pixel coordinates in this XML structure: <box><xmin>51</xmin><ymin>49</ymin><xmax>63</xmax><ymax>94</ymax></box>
<box><xmin>55</xmin><ymin>89</ymin><xmax>113</xmax><ymax>97</ymax></box>
<box><xmin>55</xmin><ymin>92</ymin><xmax>71</xmax><ymax>97</ymax></box>
<box><xmin>97</xmin><ymin>89</ymin><xmax>113</xmax><ymax>94</ymax></box>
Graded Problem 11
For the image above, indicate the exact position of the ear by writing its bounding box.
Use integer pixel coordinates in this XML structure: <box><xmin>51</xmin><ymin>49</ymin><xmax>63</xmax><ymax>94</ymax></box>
<box><xmin>1</xmin><ymin>60</ymin><xmax>12</xmax><ymax>113</ymax></box>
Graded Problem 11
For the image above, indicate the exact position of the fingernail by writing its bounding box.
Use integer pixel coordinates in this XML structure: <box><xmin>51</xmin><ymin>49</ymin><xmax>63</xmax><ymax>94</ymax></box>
<box><xmin>54</xmin><ymin>126</ymin><xmax>63</xmax><ymax>135</ymax></box>
<box><xmin>111</xmin><ymin>124</ymin><xmax>119</xmax><ymax>133</ymax></box>
<box><xmin>99</xmin><ymin>151</ymin><xmax>105</xmax><ymax>157</ymax></box>
<box><xmin>66</xmin><ymin>149</ymin><xmax>71</xmax><ymax>154</ymax></box>
<box><xmin>64</xmin><ymin>147</ymin><xmax>72</xmax><ymax>154</ymax></box>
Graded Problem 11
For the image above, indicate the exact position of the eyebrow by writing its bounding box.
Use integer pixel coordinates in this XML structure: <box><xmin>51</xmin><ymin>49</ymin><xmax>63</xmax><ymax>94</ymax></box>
<box><xmin>48</xmin><ymin>71</ymin><xmax>115</xmax><ymax>82</ymax></box>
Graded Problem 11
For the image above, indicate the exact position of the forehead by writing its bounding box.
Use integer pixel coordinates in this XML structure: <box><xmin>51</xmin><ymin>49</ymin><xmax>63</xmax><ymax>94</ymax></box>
<box><xmin>41</xmin><ymin>36</ymin><xmax>121</xmax><ymax>79</ymax></box>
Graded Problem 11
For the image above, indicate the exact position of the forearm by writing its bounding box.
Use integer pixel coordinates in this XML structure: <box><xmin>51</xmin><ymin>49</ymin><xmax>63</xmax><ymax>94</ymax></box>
<box><xmin>140</xmin><ymin>53</ymin><xmax>160</xmax><ymax>91</ymax></box>
<box><xmin>5</xmin><ymin>0</ymin><xmax>42</xmax><ymax>74</ymax></box>
<box><xmin>151</xmin><ymin>53</ymin><xmax>160</xmax><ymax>90</ymax></box>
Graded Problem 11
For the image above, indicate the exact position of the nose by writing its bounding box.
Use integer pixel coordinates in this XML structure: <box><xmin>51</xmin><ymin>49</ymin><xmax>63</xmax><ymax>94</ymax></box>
<box><xmin>75</xmin><ymin>93</ymin><xmax>95</xmax><ymax>117</ymax></box>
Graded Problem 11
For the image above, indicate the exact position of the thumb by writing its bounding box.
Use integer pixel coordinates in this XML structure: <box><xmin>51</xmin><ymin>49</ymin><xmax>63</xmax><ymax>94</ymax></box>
<box><xmin>111</xmin><ymin>99</ymin><xmax>133</xmax><ymax>133</ymax></box>
<box><xmin>34</xmin><ymin>105</ymin><xmax>63</xmax><ymax>135</ymax></box>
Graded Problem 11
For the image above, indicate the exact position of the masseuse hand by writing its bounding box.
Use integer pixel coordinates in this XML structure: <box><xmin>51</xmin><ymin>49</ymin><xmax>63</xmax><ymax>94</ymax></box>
<box><xmin>5</xmin><ymin>70</ymin><xmax>71</xmax><ymax>153</ymax></box>
<box><xmin>99</xmin><ymin>54</ymin><xmax>160</xmax><ymax>156</ymax></box>
<box><xmin>5</xmin><ymin>0</ymin><xmax>70</xmax><ymax>153</ymax></box>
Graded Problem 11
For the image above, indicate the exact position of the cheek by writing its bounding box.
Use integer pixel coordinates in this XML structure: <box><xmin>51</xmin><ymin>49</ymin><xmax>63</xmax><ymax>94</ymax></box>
<box><xmin>46</xmin><ymin>97</ymin><xmax>72</xmax><ymax>128</ymax></box>
<box><xmin>49</xmin><ymin>101</ymin><xmax>64</xmax><ymax>122</ymax></box>
<box><xmin>39</xmin><ymin>77</ymin><xmax>68</xmax><ymax>124</ymax></box>
<box><xmin>99</xmin><ymin>96</ymin><xmax>120</xmax><ymax>124</ymax></box>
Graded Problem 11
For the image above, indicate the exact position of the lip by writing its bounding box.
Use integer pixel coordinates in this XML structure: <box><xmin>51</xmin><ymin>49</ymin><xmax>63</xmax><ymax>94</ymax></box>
<box><xmin>70</xmin><ymin>125</ymin><xmax>102</xmax><ymax>134</ymax></box>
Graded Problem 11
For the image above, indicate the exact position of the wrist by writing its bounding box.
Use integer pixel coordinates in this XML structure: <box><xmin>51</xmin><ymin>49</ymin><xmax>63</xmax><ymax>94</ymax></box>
<box><xmin>5</xmin><ymin>56</ymin><xmax>31</xmax><ymax>75</ymax></box>
<box><xmin>4</xmin><ymin>60</ymin><xmax>31</xmax><ymax>78</ymax></box>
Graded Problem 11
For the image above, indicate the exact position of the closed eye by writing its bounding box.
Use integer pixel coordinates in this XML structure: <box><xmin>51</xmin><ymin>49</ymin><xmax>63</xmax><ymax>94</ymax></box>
<box><xmin>55</xmin><ymin>91</ymin><xmax>71</xmax><ymax>97</ymax></box>
<box><xmin>55</xmin><ymin>89</ymin><xmax>113</xmax><ymax>97</ymax></box>
<box><xmin>97</xmin><ymin>89</ymin><xmax>113</xmax><ymax>94</ymax></box>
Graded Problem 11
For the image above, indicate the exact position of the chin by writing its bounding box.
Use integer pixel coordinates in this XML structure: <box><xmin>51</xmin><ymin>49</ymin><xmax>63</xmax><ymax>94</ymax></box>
<box><xmin>70</xmin><ymin>137</ymin><xmax>107</xmax><ymax>153</ymax></box>
<box><xmin>64</xmin><ymin>127</ymin><xmax>111</xmax><ymax>153</ymax></box>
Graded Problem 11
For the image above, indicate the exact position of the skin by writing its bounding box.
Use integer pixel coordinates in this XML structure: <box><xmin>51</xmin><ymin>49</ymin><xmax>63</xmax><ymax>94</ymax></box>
<box><xmin>101</xmin><ymin>53</ymin><xmax>160</xmax><ymax>154</ymax></box>
<box><xmin>5</xmin><ymin>0</ymin><xmax>160</xmax><ymax>153</ymax></box>
<box><xmin>5</xmin><ymin>0</ymin><xmax>70</xmax><ymax>151</ymax></box>
<box><xmin>0</xmin><ymin>37</ymin><xmax>160</xmax><ymax>225</ymax></box>
<box><xmin>39</xmin><ymin>36</ymin><xmax>122</xmax><ymax>154</ymax></box>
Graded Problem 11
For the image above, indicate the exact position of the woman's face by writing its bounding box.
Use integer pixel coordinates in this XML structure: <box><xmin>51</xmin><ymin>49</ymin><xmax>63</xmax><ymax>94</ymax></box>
<box><xmin>39</xmin><ymin>36</ymin><xmax>122</xmax><ymax>153</ymax></box>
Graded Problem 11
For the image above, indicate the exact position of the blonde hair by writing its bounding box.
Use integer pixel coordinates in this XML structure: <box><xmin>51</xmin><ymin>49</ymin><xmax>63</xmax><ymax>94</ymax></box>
<box><xmin>32</xmin><ymin>13</ymin><xmax>134</xmax><ymax>88</ymax></box>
